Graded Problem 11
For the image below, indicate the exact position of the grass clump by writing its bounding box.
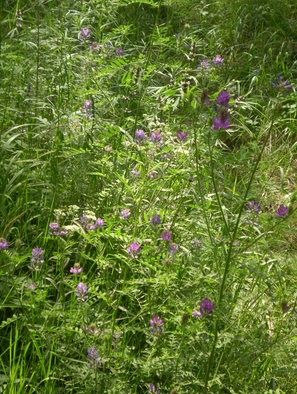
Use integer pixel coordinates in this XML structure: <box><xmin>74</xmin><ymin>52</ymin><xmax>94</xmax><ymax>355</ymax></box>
<box><xmin>1</xmin><ymin>0</ymin><xmax>297</xmax><ymax>393</ymax></box>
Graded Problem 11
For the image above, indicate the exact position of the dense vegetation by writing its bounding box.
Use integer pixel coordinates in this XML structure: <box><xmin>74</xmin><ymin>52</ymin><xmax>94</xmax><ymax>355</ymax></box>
<box><xmin>1</xmin><ymin>0</ymin><xmax>297</xmax><ymax>393</ymax></box>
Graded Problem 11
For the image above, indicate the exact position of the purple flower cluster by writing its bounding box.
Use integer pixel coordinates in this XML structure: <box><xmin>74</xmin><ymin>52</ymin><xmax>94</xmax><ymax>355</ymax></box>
<box><xmin>148</xmin><ymin>383</ymin><xmax>160</xmax><ymax>393</ymax></box>
<box><xmin>81</xmin><ymin>100</ymin><xmax>93</xmax><ymax>119</ymax></box>
<box><xmin>199</xmin><ymin>298</ymin><xmax>214</xmax><ymax>315</ymax></box>
<box><xmin>213</xmin><ymin>91</ymin><xmax>230</xmax><ymax>130</ymax></box>
<box><xmin>135</xmin><ymin>129</ymin><xmax>145</xmax><ymax>143</ymax></box>
<box><xmin>150</xmin><ymin>130</ymin><xmax>162</xmax><ymax>144</ymax></box>
<box><xmin>150</xmin><ymin>214</ymin><xmax>161</xmax><ymax>225</ymax></box>
<box><xmin>119</xmin><ymin>209</ymin><xmax>131</xmax><ymax>220</ymax></box>
<box><xmin>79</xmin><ymin>28</ymin><xmax>91</xmax><ymax>42</ymax></box>
<box><xmin>30</xmin><ymin>247</ymin><xmax>44</xmax><ymax>271</ymax></box>
<box><xmin>90</xmin><ymin>42</ymin><xmax>101</xmax><ymax>51</ymax></box>
<box><xmin>127</xmin><ymin>242</ymin><xmax>141</xmax><ymax>258</ymax></box>
<box><xmin>87</xmin><ymin>346</ymin><xmax>101</xmax><ymax>369</ymax></box>
<box><xmin>177</xmin><ymin>131</ymin><xmax>188</xmax><ymax>142</ymax></box>
<box><xmin>149</xmin><ymin>315</ymin><xmax>164</xmax><ymax>336</ymax></box>
<box><xmin>0</xmin><ymin>238</ymin><xmax>8</xmax><ymax>250</ymax></box>
<box><xmin>49</xmin><ymin>222</ymin><xmax>68</xmax><ymax>236</ymax></box>
<box><xmin>76</xmin><ymin>282</ymin><xmax>88</xmax><ymax>302</ymax></box>
<box><xmin>272</xmin><ymin>75</ymin><xmax>292</xmax><ymax>90</ymax></box>
<box><xmin>275</xmin><ymin>204</ymin><xmax>288</xmax><ymax>217</ymax></box>
<box><xmin>212</xmin><ymin>55</ymin><xmax>224</xmax><ymax>65</ymax></box>
<box><xmin>70</xmin><ymin>263</ymin><xmax>83</xmax><ymax>274</ymax></box>
<box><xmin>161</xmin><ymin>230</ymin><xmax>171</xmax><ymax>241</ymax></box>
<box><xmin>247</xmin><ymin>201</ymin><xmax>261</xmax><ymax>214</ymax></box>
<box><xmin>80</xmin><ymin>214</ymin><xmax>104</xmax><ymax>230</ymax></box>
<box><xmin>115</xmin><ymin>47</ymin><xmax>124</xmax><ymax>56</ymax></box>
<box><xmin>168</xmin><ymin>243</ymin><xmax>178</xmax><ymax>256</ymax></box>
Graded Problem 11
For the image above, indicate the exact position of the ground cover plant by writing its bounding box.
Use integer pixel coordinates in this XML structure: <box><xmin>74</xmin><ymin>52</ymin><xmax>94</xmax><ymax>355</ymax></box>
<box><xmin>1</xmin><ymin>0</ymin><xmax>297</xmax><ymax>393</ymax></box>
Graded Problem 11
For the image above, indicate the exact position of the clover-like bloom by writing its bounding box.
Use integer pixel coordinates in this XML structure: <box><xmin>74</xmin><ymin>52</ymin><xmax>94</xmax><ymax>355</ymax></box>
<box><xmin>119</xmin><ymin>209</ymin><xmax>131</xmax><ymax>220</ymax></box>
<box><xmin>135</xmin><ymin>129</ymin><xmax>145</xmax><ymax>142</ymax></box>
<box><xmin>30</xmin><ymin>247</ymin><xmax>44</xmax><ymax>271</ymax></box>
<box><xmin>148</xmin><ymin>383</ymin><xmax>160</xmax><ymax>393</ymax></box>
<box><xmin>115</xmin><ymin>47</ymin><xmax>124</xmax><ymax>56</ymax></box>
<box><xmin>216</xmin><ymin>91</ymin><xmax>230</xmax><ymax>106</ymax></box>
<box><xmin>192</xmin><ymin>309</ymin><xmax>202</xmax><ymax>319</ymax></box>
<box><xmin>49</xmin><ymin>222</ymin><xmax>68</xmax><ymax>236</ymax></box>
<box><xmin>198</xmin><ymin>59</ymin><xmax>210</xmax><ymax>70</ymax></box>
<box><xmin>168</xmin><ymin>243</ymin><xmax>178</xmax><ymax>256</ymax></box>
<box><xmin>149</xmin><ymin>315</ymin><xmax>164</xmax><ymax>335</ymax></box>
<box><xmin>70</xmin><ymin>263</ymin><xmax>83</xmax><ymax>274</ymax></box>
<box><xmin>272</xmin><ymin>75</ymin><xmax>292</xmax><ymax>90</ymax></box>
<box><xmin>177</xmin><ymin>131</ymin><xmax>188</xmax><ymax>142</ymax></box>
<box><xmin>76</xmin><ymin>282</ymin><xmax>88</xmax><ymax>302</ymax></box>
<box><xmin>28</xmin><ymin>283</ymin><xmax>36</xmax><ymax>290</ymax></box>
<box><xmin>212</xmin><ymin>55</ymin><xmax>224</xmax><ymax>65</ymax></box>
<box><xmin>150</xmin><ymin>214</ymin><xmax>161</xmax><ymax>225</ymax></box>
<box><xmin>199</xmin><ymin>298</ymin><xmax>214</xmax><ymax>315</ymax></box>
<box><xmin>81</xmin><ymin>100</ymin><xmax>93</xmax><ymax>119</ymax></box>
<box><xmin>150</xmin><ymin>130</ymin><xmax>162</xmax><ymax>143</ymax></box>
<box><xmin>0</xmin><ymin>238</ymin><xmax>8</xmax><ymax>250</ymax></box>
<box><xmin>275</xmin><ymin>204</ymin><xmax>289</xmax><ymax>217</ymax></box>
<box><xmin>161</xmin><ymin>229</ymin><xmax>171</xmax><ymax>241</ymax></box>
<box><xmin>87</xmin><ymin>346</ymin><xmax>101</xmax><ymax>369</ymax></box>
<box><xmin>90</xmin><ymin>42</ymin><xmax>101</xmax><ymax>51</ymax></box>
<box><xmin>246</xmin><ymin>201</ymin><xmax>261</xmax><ymax>214</ymax></box>
<box><xmin>79</xmin><ymin>28</ymin><xmax>91</xmax><ymax>42</ymax></box>
<box><xmin>127</xmin><ymin>242</ymin><xmax>141</xmax><ymax>258</ymax></box>
<box><xmin>213</xmin><ymin>108</ymin><xmax>230</xmax><ymax>130</ymax></box>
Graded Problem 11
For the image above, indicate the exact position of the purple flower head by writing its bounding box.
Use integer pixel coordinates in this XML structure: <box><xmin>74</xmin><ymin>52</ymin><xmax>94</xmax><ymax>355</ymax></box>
<box><xmin>135</xmin><ymin>129</ymin><xmax>145</xmax><ymax>143</ymax></box>
<box><xmin>0</xmin><ymin>238</ymin><xmax>8</xmax><ymax>250</ymax></box>
<box><xmin>70</xmin><ymin>263</ymin><xmax>83</xmax><ymax>275</ymax></box>
<box><xmin>150</xmin><ymin>130</ymin><xmax>162</xmax><ymax>143</ymax></box>
<box><xmin>199</xmin><ymin>298</ymin><xmax>214</xmax><ymax>315</ymax></box>
<box><xmin>76</xmin><ymin>282</ymin><xmax>88</xmax><ymax>302</ymax></box>
<box><xmin>161</xmin><ymin>229</ymin><xmax>171</xmax><ymax>241</ymax></box>
<box><xmin>213</xmin><ymin>108</ymin><xmax>230</xmax><ymax>130</ymax></box>
<box><xmin>127</xmin><ymin>242</ymin><xmax>141</xmax><ymax>258</ymax></box>
<box><xmin>150</xmin><ymin>214</ymin><xmax>161</xmax><ymax>225</ymax></box>
<box><xmin>95</xmin><ymin>218</ymin><xmax>104</xmax><ymax>228</ymax></box>
<box><xmin>192</xmin><ymin>309</ymin><xmax>202</xmax><ymax>319</ymax></box>
<box><xmin>80</xmin><ymin>213</ymin><xmax>88</xmax><ymax>224</ymax></box>
<box><xmin>119</xmin><ymin>209</ymin><xmax>131</xmax><ymax>220</ymax></box>
<box><xmin>272</xmin><ymin>75</ymin><xmax>292</xmax><ymax>90</ymax></box>
<box><xmin>115</xmin><ymin>47</ymin><xmax>124</xmax><ymax>56</ymax></box>
<box><xmin>87</xmin><ymin>346</ymin><xmax>101</xmax><ymax>369</ymax></box>
<box><xmin>90</xmin><ymin>42</ymin><xmax>101</xmax><ymax>51</ymax></box>
<box><xmin>30</xmin><ymin>247</ymin><xmax>44</xmax><ymax>271</ymax></box>
<box><xmin>246</xmin><ymin>201</ymin><xmax>261</xmax><ymax>214</ymax></box>
<box><xmin>216</xmin><ymin>91</ymin><xmax>230</xmax><ymax>106</ymax></box>
<box><xmin>148</xmin><ymin>171</ymin><xmax>158</xmax><ymax>179</ymax></box>
<box><xmin>168</xmin><ymin>243</ymin><xmax>178</xmax><ymax>256</ymax></box>
<box><xmin>149</xmin><ymin>315</ymin><xmax>164</xmax><ymax>335</ymax></box>
<box><xmin>212</xmin><ymin>55</ymin><xmax>224</xmax><ymax>65</ymax></box>
<box><xmin>81</xmin><ymin>100</ymin><xmax>93</xmax><ymax>119</ymax></box>
<box><xmin>148</xmin><ymin>383</ymin><xmax>160</xmax><ymax>393</ymax></box>
<box><xmin>198</xmin><ymin>59</ymin><xmax>210</xmax><ymax>70</ymax></box>
<box><xmin>177</xmin><ymin>131</ymin><xmax>188</xmax><ymax>142</ymax></box>
<box><xmin>49</xmin><ymin>222</ymin><xmax>68</xmax><ymax>236</ymax></box>
<box><xmin>79</xmin><ymin>28</ymin><xmax>91</xmax><ymax>42</ymax></box>
<box><xmin>28</xmin><ymin>283</ymin><xmax>36</xmax><ymax>290</ymax></box>
<box><xmin>275</xmin><ymin>204</ymin><xmax>289</xmax><ymax>217</ymax></box>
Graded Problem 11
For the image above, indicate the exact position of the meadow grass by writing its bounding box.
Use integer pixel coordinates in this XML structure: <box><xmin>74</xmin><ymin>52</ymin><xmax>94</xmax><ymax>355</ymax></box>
<box><xmin>1</xmin><ymin>0</ymin><xmax>297</xmax><ymax>393</ymax></box>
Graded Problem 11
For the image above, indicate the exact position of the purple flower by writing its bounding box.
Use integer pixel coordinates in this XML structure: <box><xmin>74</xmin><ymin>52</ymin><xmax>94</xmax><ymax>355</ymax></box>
<box><xmin>81</xmin><ymin>100</ymin><xmax>93</xmax><ymax>119</ymax></box>
<box><xmin>76</xmin><ymin>282</ymin><xmax>88</xmax><ymax>302</ymax></box>
<box><xmin>192</xmin><ymin>309</ymin><xmax>202</xmax><ymax>319</ymax></box>
<box><xmin>87</xmin><ymin>346</ymin><xmax>101</xmax><ymax>369</ymax></box>
<box><xmin>79</xmin><ymin>28</ymin><xmax>91</xmax><ymax>42</ymax></box>
<box><xmin>135</xmin><ymin>129</ymin><xmax>145</xmax><ymax>142</ymax></box>
<box><xmin>148</xmin><ymin>383</ymin><xmax>160</xmax><ymax>393</ymax></box>
<box><xmin>49</xmin><ymin>222</ymin><xmax>68</xmax><ymax>236</ymax></box>
<box><xmin>177</xmin><ymin>131</ymin><xmax>188</xmax><ymax>142</ymax></box>
<box><xmin>168</xmin><ymin>243</ymin><xmax>178</xmax><ymax>256</ymax></box>
<box><xmin>161</xmin><ymin>230</ymin><xmax>171</xmax><ymax>241</ymax></box>
<box><xmin>0</xmin><ymin>238</ymin><xmax>8</xmax><ymax>250</ymax></box>
<box><xmin>90</xmin><ymin>42</ymin><xmax>101</xmax><ymax>51</ymax></box>
<box><xmin>115</xmin><ymin>47</ymin><xmax>124</xmax><ymax>56</ymax></box>
<box><xmin>95</xmin><ymin>218</ymin><xmax>104</xmax><ymax>228</ymax></box>
<box><xmin>127</xmin><ymin>242</ymin><xmax>141</xmax><ymax>258</ymax></box>
<box><xmin>149</xmin><ymin>315</ymin><xmax>164</xmax><ymax>335</ymax></box>
<box><xmin>275</xmin><ymin>204</ymin><xmax>289</xmax><ymax>217</ymax></box>
<box><xmin>70</xmin><ymin>263</ymin><xmax>83</xmax><ymax>274</ymax></box>
<box><xmin>119</xmin><ymin>209</ymin><xmax>131</xmax><ymax>220</ymax></box>
<box><xmin>246</xmin><ymin>201</ymin><xmax>261</xmax><ymax>214</ymax></box>
<box><xmin>150</xmin><ymin>214</ymin><xmax>161</xmax><ymax>225</ymax></box>
<box><xmin>215</xmin><ymin>91</ymin><xmax>230</xmax><ymax>106</ymax></box>
<box><xmin>272</xmin><ymin>75</ymin><xmax>292</xmax><ymax>90</ymax></box>
<box><xmin>150</xmin><ymin>130</ymin><xmax>162</xmax><ymax>143</ymax></box>
<box><xmin>199</xmin><ymin>298</ymin><xmax>214</xmax><ymax>315</ymax></box>
<box><xmin>28</xmin><ymin>283</ymin><xmax>36</xmax><ymax>290</ymax></box>
<box><xmin>198</xmin><ymin>59</ymin><xmax>210</xmax><ymax>70</ymax></box>
<box><xmin>30</xmin><ymin>247</ymin><xmax>44</xmax><ymax>271</ymax></box>
<box><xmin>212</xmin><ymin>55</ymin><xmax>224</xmax><ymax>65</ymax></box>
<box><xmin>213</xmin><ymin>108</ymin><xmax>230</xmax><ymax>130</ymax></box>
